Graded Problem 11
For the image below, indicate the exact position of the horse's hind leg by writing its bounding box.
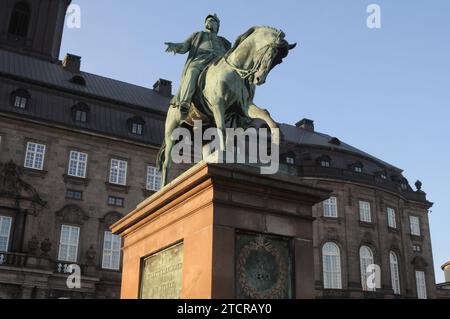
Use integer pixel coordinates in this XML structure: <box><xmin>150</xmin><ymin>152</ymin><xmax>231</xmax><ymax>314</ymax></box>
<box><xmin>210</xmin><ymin>101</ymin><xmax>227</xmax><ymax>153</ymax></box>
<box><xmin>244</xmin><ymin>104</ymin><xmax>280</xmax><ymax>145</ymax></box>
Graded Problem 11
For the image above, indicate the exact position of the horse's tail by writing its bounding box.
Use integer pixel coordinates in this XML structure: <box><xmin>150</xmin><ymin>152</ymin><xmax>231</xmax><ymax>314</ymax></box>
<box><xmin>156</xmin><ymin>139</ymin><xmax>166</xmax><ymax>173</ymax></box>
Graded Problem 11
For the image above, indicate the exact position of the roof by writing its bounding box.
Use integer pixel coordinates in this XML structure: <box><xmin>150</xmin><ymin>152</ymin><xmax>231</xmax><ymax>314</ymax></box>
<box><xmin>279</xmin><ymin>123</ymin><xmax>402</xmax><ymax>171</ymax></box>
<box><xmin>0</xmin><ymin>49</ymin><xmax>170</xmax><ymax>113</ymax></box>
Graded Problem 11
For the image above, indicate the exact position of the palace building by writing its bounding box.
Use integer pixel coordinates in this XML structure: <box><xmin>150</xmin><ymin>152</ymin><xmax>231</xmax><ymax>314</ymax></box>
<box><xmin>0</xmin><ymin>0</ymin><xmax>438</xmax><ymax>299</ymax></box>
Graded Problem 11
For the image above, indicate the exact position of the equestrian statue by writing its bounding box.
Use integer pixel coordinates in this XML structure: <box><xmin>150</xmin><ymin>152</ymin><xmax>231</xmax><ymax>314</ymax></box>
<box><xmin>158</xmin><ymin>14</ymin><xmax>297</xmax><ymax>186</ymax></box>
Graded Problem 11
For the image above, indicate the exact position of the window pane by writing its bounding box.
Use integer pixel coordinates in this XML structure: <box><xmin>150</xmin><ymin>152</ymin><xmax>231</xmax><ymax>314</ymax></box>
<box><xmin>24</xmin><ymin>142</ymin><xmax>46</xmax><ymax>170</ymax></box>
<box><xmin>359</xmin><ymin>201</ymin><xmax>372</xmax><ymax>223</ymax></box>
<box><xmin>415</xmin><ymin>271</ymin><xmax>427</xmax><ymax>299</ymax></box>
<box><xmin>322</xmin><ymin>242</ymin><xmax>342</xmax><ymax>289</ymax></box>
<box><xmin>390</xmin><ymin>252</ymin><xmax>401</xmax><ymax>295</ymax></box>
<box><xmin>147</xmin><ymin>166</ymin><xmax>162</xmax><ymax>192</ymax></box>
<box><xmin>58</xmin><ymin>225</ymin><xmax>80</xmax><ymax>262</ymax></box>
<box><xmin>102</xmin><ymin>231</ymin><xmax>121</xmax><ymax>270</ymax></box>
<box><xmin>360</xmin><ymin>246</ymin><xmax>375</xmax><ymax>291</ymax></box>
<box><xmin>0</xmin><ymin>216</ymin><xmax>12</xmax><ymax>252</ymax></box>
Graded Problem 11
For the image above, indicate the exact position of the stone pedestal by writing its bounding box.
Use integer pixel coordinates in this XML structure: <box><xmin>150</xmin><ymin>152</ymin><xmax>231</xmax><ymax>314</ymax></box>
<box><xmin>112</xmin><ymin>162</ymin><xmax>330</xmax><ymax>299</ymax></box>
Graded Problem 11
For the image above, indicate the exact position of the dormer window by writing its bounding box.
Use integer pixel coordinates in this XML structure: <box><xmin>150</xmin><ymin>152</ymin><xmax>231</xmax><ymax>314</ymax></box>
<box><xmin>128</xmin><ymin>116</ymin><xmax>145</xmax><ymax>135</ymax></box>
<box><xmin>11</xmin><ymin>88</ymin><xmax>30</xmax><ymax>109</ymax></box>
<box><xmin>8</xmin><ymin>2</ymin><xmax>30</xmax><ymax>38</ymax></box>
<box><xmin>317</xmin><ymin>155</ymin><xmax>331</xmax><ymax>168</ymax></box>
<box><xmin>284</xmin><ymin>152</ymin><xmax>296</xmax><ymax>165</ymax></box>
<box><xmin>70</xmin><ymin>75</ymin><xmax>86</xmax><ymax>86</ymax></box>
<box><xmin>351</xmin><ymin>162</ymin><xmax>363</xmax><ymax>173</ymax></box>
<box><xmin>72</xmin><ymin>103</ymin><xmax>89</xmax><ymax>123</ymax></box>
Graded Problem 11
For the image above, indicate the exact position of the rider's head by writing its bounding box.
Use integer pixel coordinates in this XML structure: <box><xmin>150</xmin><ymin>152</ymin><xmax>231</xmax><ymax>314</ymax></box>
<box><xmin>205</xmin><ymin>14</ymin><xmax>220</xmax><ymax>33</ymax></box>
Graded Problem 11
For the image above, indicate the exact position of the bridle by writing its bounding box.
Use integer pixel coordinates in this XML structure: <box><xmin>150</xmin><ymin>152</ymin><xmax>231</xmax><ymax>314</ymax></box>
<box><xmin>225</xmin><ymin>31</ymin><xmax>284</xmax><ymax>81</ymax></box>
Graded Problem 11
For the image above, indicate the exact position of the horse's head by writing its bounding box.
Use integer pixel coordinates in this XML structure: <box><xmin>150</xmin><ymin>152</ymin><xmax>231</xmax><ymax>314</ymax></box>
<box><xmin>232</xmin><ymin>27</ymin><xmax>296</xmax><ymax>86</ymax></box>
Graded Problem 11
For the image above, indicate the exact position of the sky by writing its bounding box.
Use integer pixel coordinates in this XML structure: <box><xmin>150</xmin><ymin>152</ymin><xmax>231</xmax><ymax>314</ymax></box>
<box><xmin>60</xmin><ymin>0</ymin><xmax>450</xmax><ymax>283</ymax></box>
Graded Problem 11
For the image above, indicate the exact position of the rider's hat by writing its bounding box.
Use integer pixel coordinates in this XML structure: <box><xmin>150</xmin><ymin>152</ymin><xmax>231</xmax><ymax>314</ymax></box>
<box><xmin>205</xmin><ymin>14</ymin><xmax>221</xmax><ymax>28</ymax></box>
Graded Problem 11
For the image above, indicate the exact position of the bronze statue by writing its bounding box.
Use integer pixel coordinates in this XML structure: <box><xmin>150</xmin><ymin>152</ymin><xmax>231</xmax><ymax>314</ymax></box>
<box><xmin>159</xmin><ymin>22</ymin><xmax>296</xmax><ymax>186</ymax></box>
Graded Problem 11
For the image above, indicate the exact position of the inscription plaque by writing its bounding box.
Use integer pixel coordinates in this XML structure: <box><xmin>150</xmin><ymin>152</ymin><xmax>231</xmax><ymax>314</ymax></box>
<box><xmin>236</xmin><ymin>233</ymin><xmax>293</xmax><ymax>299</ymax></box>
<box><xmin>140</xmin><ymin>242</ymin><xmax>183</xmax><ymax>299</ymax></box>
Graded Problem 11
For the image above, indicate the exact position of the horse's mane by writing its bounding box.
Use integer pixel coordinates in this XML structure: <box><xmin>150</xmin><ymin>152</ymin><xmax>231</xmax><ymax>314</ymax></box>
<box><xmin>224</xmin><ymin>26</ymin><xmax>281</xmax><ymax>59</ymax></box>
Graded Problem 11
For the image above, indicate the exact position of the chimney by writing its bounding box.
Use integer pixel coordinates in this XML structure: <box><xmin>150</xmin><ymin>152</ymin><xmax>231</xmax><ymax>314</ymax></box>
<box><xmin>443</xmin><ymin>262</ymin><xmax>450</xmax><ymax>283</ymax></box>
<box><xmin>296</xmin><ymin>118</ymin><xmax>315</xmax><ymax>132</ymax></box>
<box><xmin>62</xmin><ymin>53</ymin><xmax>81</xmax><ymax>73</ymax></box>
<box><xmin>153</xmin><ymin>79</ymin><xmax>172</xmax><ymax>97</ymax></box>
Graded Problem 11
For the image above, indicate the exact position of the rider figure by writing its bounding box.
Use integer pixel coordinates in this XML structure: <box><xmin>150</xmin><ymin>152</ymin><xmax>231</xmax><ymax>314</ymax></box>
<box><xmin>165</xmin><ymin>14</ymin><xmax>231</xmax><ymax>116</ymax></box>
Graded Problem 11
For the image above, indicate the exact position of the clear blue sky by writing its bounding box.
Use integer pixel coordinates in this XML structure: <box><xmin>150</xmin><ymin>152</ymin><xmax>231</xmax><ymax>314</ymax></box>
<box><xmin>60</xmin><ymin>0</ymin><xmax>450</xmax><ymax>283</ymax></box>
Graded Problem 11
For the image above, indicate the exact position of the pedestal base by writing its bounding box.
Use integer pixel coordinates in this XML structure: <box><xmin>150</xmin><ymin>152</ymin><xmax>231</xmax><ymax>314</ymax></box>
<box><xmin>112</xmin><ymin>162</ymin><xmax>330</xmax><ymax>299</ymax></box>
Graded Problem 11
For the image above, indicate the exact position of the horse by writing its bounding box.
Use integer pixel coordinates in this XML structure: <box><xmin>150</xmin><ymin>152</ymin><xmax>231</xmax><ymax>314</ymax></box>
<box><xmin>157</xmin><ymin>26</ymin><xmax>297</xmax><ymax>186</ymax></box>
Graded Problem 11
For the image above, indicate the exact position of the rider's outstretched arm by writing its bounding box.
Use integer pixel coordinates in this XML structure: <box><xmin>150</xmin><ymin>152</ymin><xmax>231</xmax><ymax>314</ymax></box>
<box><xmin>165</xmin><ymin>33</ymin><xmax>196</xmax><ymax>54</ymax></box>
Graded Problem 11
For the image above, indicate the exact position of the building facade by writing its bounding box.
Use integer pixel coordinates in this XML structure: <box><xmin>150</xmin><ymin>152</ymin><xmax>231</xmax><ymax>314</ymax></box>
<box><xmin>0</xmin><ymin>0</ymin><xmax>438</xmax><ymax>299</ymax></box>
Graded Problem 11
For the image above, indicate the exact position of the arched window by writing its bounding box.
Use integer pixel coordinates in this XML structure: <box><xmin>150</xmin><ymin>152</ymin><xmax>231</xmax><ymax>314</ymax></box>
<box><xmin>360</xmin><ymin>246</ymin><xmax>375</xmax><ymax>291</ymax></box>
<box><xmin>322</xmin><ymin>242</ymin><xmax>342</xmax><ymax>289</ymax></box>
<box><xmin>8</xmin><ymin>2</ymin><xmax>30</xmax><ymax>38</ymax></box>
<box><xmin>11</xmin><ymin>88</ymin><xmax>30</xmax><ymax>109</ymax></box>
<box><xmin>128</xmin><ymin>116</ymin><xmax>145</xmax><ymax>135</ymax></box>
<box><xmin>389</xmin><ymin>251</ymin><xmax>401</xmax><ymax>295</ymax></box>
<box><xmin>71</xmin><ymin>103</ymin><xmax>89</xmax><ymax>123</ymax></box>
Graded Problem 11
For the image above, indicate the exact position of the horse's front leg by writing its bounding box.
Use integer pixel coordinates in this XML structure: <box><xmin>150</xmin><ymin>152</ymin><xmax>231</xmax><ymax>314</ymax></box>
<box><xmin>211</xmin><ymin>101</ymin><xmax>227</xmax><ymax>152</ymax></box>
<box><xmin>244</xmin><ymin>103</ymin><xmax>280</xmax><ymax>145</ymax></box>
<box><xmin>161</xmin><ymin>106</ymin><xmax>183</xmax><ymax>186</ymax></box>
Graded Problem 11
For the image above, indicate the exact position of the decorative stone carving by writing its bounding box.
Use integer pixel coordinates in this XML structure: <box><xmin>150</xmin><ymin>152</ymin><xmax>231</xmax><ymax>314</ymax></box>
<box><xmin>28</xmin><ymin>236</ymin><xmax>39</xmax><ymax>255</ymax></box>
<box><xmin>56</xmin><ymin>204</ymin><xmax>89</xmax><ymax>225</ymax></box>
<box><xmin>86</xmin><ymin>245</ymin><xmax>97</xmax><ymax>266</ymax></box>
<box><xmin>40</xmin><ymin>238</ymin><xmax>52</xmax><ymax>257</ymax></box>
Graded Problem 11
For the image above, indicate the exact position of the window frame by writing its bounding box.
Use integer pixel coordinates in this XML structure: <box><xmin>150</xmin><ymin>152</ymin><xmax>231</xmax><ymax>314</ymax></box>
<box><xmin>109</xmin><ymin>159</ymin><xmax>128</xmax><ymax>186</ymax></box>
<box><xmin>359</xmin><ymin>200</ymin><xmax>372</xmax><ymax>223</ymax></box>
<box><xmin>57</xmin><ymin>224</ymin><xmax>80</xmax><ymax>263</ymax></box>
<box><xmin>68</xmin><ymin>150</ymin><xmax>88</xmax><ymax>179</ymax></box>
<box><xmin>410</xmin><ymin>215</ymin><xmax>421</xmax><ymax>236</ymax></box>
<box><xmin>146</xmin><ymin>165</ymin><xmax>162</xmax><ymax>192</ymax></box>
<box><xmin>323</xmin><ymin>196</ymin><xmax>338</xmax><ymax>218</ymax></box>
<box><xmin>360</xmin><ymin>246</ymin><xmax>376</xmax><ymax>292</ymax></box>
<box><xmin>0</xmin><ymin>216</ymin><xmax>13</xmax><ymax>253</ymax></box>
<box><xmin>102</xmin><ymin>231</ymin><xmax>122</xmax><ymax>270</ymax></box>
<box><xmin>415</xmin><ymin>270</ymin><xmax>427</xmax><ymax>299</ymax></box>
<box><xmin>322</xmin><ymin>242</ymin><xmax>342</xmax><ymax>290</ymax></box>
<box><xmin>24</xmin><ymin>141</ymin><xmax>46</xmax><ymax>171</ymax></box>
<box><xmin>387</xmin><ymin>207</ymin><xmax>397</xmax><ymax>229</ymax></box>
<box><xmin>8</xmin><ymin>2</ymin><xmax>31</xmax><ymax>38</ymax></box>
<box><xmin>389</xmin><ymin>251</ymin><xmax>401</xmax><ymax>295</ymax></box>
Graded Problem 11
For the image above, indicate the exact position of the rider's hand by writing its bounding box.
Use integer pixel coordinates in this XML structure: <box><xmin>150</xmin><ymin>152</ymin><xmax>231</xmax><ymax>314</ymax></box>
<box><xmin>165</xmin><ymin>42</ymin><xmax>176</xmax><ymax>53</ymax></box>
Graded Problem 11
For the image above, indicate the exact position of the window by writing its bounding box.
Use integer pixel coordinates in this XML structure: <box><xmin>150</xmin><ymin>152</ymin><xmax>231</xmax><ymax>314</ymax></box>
<box><xmin>359</xmin><ymin>201</ymin><xmax>372</xmax><ymax>223</ymax></box>
<box><xmin>286</xmin><ymin>157</ymin><xmax>295</xmax><ymax>165</ymax></box>
<box><xmin>389</xmin><ymin>252</ymin><xmax>401</xmax><ymax>295</ymax></box>
<box><xmin>318</xmin><ymin>155</ymin><xmax>331</xmax><ymax>168</ymax></box>
<box><xmin>8</xmin><ymin>2</ymin><xmax>30</xmax><ymax>37</ymax></box>
<box><xmin>109</xmin><ymin>159</ymin><xmax>127</xmax><ymax>186</ymax></box>
<box><xmin>129</xmin><ymin>117</ymin><xmax>145</xmax><ymax>135</ymax></box>
<box><xmin>24</xmin><ymin>142</ymin><xmax>46</xmax><ymax>170</ymax></box>
<box><xmin>132</xmin><ymin>123</ymin><xmax>143</xmax><ymax>135</ymax></box>
<box><xmin>68</xmin><ymin>151</ymin><xmax>88</xmax><ymax>178</ymax></box>
<box><xmin>58</xmin><ymin>225</ymin><xmax>80</xmax><ymax>262</ymax></box>
<box><xmin>72</xmin><ymin>103</ymin><xmax>89</xmax><ymax>123</ymax></box>
<box><xmin>13</xmin><ymin>95</ymin><xmax>27</xmax><ymax>109</ymax></box>
<box><xmin>410</xmin><ymin>216</ymin><xmax>421</xmax><ymax>236</ymax></box>
<box><xmin>354</xmin><ymin>166</ymin><xmax>362</xmax><ymax>173</ymax></box>
<box><xmin>387</xmin><ymin>207</ymin><xmax>397</xmax><ymax>229</ymax></box>
<box><xmin>0</xmin><ymin>216</ymin><xmax>13</xmax><ymax>252</ymax></box>
<box><xmin>146</xmin><ymin>166</ymin><xmax>162</xmax><ymax>192</ymax></box>
<box><xmin>108</xmin><ymin>196</ymin><xmax>124</xmax><ymax>207</ymax></box>
<box><xmin>415</xmin><ymin>271</ymin><xmax>427</xmax><ymax>299</ymax></box>
<box><xmin>413</xmin><ymin>245</ymin><xmax>422</xmax><ymax>253</ymax></box>
<box><xmin>322</xmin><ymin>242</ymin><xmax>342</xmax><ymax>289</ymax></box>
<box><xmin>323</xmin><ymin>197</ymin><xmax>338</xmax><ymax>218</ymax></box>
<box><xmin>66</xmin><ymin>190</ymin><xmax>83</xmax><ymax>201</ymax></box>
<box><xmin>102</xmin><ymin>231</ymin><xmax>122</xmax><ymax>270</ymax></box>
<box><xmin>360</xmin><ymin>246</ymin><xmax>375</xmax><ymax>291</ymax></box>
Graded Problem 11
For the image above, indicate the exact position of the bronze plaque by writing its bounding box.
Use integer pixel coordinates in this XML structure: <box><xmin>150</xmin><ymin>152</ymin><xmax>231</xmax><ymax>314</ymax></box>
<box><xmin>236</xmin><ymin>233</ymin><xmax>293</xmax><ymax>299</ymax></box>
<box><xmin>140</xmin><ymin>242</ymin><xmax>183</xmax><ymax>299</ymax></box>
